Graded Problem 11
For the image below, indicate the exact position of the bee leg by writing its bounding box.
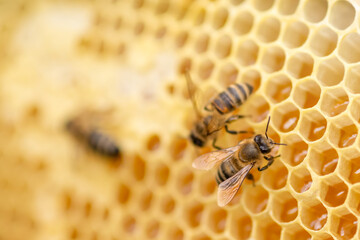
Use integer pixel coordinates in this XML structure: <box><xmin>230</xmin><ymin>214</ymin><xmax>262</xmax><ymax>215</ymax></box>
<box><xmin>246</xmin><ymin>173</ymin><xmax>256</xmax><ymax>187</ymax></box>
<box><xmin>204</xmin><ymin>104</ymin><xmax>213</xmax><ymax>112</ymax></box>
<box><xmin>225</xmin><ymin>125</ymin><xmax>252</xmax><ymax>135</ymax></box>
<box><xmin>225</xmin><ymin>114</ymin><xmax>250</xmax><ymax>124</ymax></box>
<box><xmin>257</xmin><ymin>159</ymin><xmax>274</xmax><ymax>171</ymax></box>
<box><xmin>258</xmin><ymin>155</ymin><xmax>280</xmax><ymax>171</ymax></box>
<box><xmin>224</xmin><ymin>115</ymin><xmax>254</xmax><ymax>135</ymax></box>
<box><xmin>212</xmin><ymin>137</ymin><xmax>222</xmax><ymax>150</ymax></box>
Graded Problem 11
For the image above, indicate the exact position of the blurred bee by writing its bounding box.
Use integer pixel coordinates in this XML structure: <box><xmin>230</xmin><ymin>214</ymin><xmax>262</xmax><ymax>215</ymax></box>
<box><xmin>185</xmin><ymin>71</ymin><xmax>253</xmax><ymax>149</ymax></box>
<box><xmin>192</xmin><ymin>117</ymin><xmax>286</xmax><ymax>206</ymax></box>
<box><xmin>65</xmin><ymin>111</ymin><xmax>121</xmax><ymax>158</ymax></box>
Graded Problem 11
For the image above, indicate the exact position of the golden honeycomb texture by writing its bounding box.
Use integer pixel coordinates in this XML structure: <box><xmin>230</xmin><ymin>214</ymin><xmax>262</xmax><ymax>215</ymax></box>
<box><xmin>1</xmin><ymin>0</ymin><xmax>360</xmax><ymax>239</ymax></box>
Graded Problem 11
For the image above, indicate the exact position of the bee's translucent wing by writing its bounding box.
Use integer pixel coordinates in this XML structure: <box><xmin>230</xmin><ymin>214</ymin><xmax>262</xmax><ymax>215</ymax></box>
<box><xmin>192</xmin><ymin>146</ymin><xmax>240</xmax><ymax>170</ymax></box>
<box><xmin>184</xmin><ymin>70</ymin><xmax>202</xmax><ymax>120</ymax></box>
<box><xmin>217</xmin><ymin>162</ymin><xmax>254</xmax><ymax>207</ymax></box>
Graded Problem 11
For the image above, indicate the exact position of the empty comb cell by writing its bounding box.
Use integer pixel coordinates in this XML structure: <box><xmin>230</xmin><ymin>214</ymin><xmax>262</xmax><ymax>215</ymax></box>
<box><xmin>293</xmin><ymin>78</ymin><xmax>320</xmax><ymax>109</ymax></box>
<box><xmin>308</xmin><ymin>141</ymin><xmax>338</xmax><ymax>176</ymax></box>
<box><xmin>265</xmin><ymin>74</ymin><xmax>292</xmax><ymax>103</ymax></box>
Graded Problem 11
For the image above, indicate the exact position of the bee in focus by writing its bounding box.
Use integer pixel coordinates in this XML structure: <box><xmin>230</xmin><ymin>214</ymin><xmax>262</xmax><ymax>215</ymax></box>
<box><xmin>185</xmin><ymin>70</ymin><xmax>254</xmax><ymax>149</ymax></box>
<box><xmin>192</xmin><ymin>117</ymin><xmax>286</xmax><ymax>207</ymax></box>
<box><xmin>65</xmin><ymin>111</ymin><xmax>121</xmax><ymax>158</ymax></box>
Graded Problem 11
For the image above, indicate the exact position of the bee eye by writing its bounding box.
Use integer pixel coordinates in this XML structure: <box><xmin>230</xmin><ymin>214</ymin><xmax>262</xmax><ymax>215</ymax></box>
<box><xmin>190</xmin><ymin>133</ymin><xmax>204</xmax><ymax>147</ymax></box>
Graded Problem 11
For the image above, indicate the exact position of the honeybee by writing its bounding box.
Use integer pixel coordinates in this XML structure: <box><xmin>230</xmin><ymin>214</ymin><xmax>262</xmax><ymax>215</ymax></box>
<box><xmin>192</xmin><ymin>117</ymin><xmax>286</xmax><ymax>206</ymax></box>
<box><xmin>185</xmin><ymin>70</ymin><xmax>253</xmax><ymax>149</ymax></box>
<box><xmin>65</xmin><ymin>111</ymin><xmax>121</xmax><ymax>158</ymax></box>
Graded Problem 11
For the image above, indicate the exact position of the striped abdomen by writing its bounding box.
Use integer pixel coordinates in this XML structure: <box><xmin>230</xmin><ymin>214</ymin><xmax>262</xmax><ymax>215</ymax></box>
<box><xmin>210</xmin><ymin>83</ymin><xmax>253</xmax><ymax>115</ymax></box>
<box><xmin>216</xmin><ymin>157</ymin><xmax>244</xmax><ymax>184</ymax></box>
<box><xmin>88</xmin><ymin>130</ymin><xmax>120</xmax><ymax>157</ymax></box>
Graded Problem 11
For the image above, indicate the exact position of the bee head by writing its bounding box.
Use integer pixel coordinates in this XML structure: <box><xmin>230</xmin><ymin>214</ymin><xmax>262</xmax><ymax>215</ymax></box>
<box><xmin>254</xmin><ymin>116</ymin><xmax>287</xmax><ymax>154</ymax></box>
<box><xmin>254</xmin><ymin>134</ymin><xmax>273</xmax><ymax>154</ymax></box>
<box><xmin>190</xmin><ymin>132</ymin><xmax>205</xmax><ymax>147</ymax></box>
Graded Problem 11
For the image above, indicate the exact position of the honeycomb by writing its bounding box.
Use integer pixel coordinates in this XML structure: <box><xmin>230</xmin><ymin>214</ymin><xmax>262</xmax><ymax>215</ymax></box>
<box><xmin>1</xmin><ymin>0</ymin><xmax>360</xmax><ymax>239</ymax></box>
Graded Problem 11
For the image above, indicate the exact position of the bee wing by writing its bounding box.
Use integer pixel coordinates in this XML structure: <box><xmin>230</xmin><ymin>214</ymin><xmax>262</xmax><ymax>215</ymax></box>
<box><xmin>192</xmin><ymin>146</ymin><xmax>240</xmax><ymax>170</ymax></box>
<box><xmin>217</xmin><ymin>162</ymin><xmax>255</xmax><ymax>207</ymax></box>
<box><xmin>184</xmin><ymin>70</ymin><xmax>202</xmax><ymax>119</ymax></box>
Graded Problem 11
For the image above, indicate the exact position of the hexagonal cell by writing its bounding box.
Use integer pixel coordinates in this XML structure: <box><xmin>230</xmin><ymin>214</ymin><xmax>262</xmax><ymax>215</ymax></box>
<box><xmin>289</xmin><ymin>167</ymin><xmax>312</xmax><ymax>193</ymax></box>
<box><xmin>183</xmin><ymin>201</ymin><xmax>204</xmax><ymax>228</ymax></box>
<box><xmin>178</xmin><ymin>57</ymin><xmax>192</xmax><ymax>74</ymax></box>
<box><xmin>197</xmin><ymin>58</ymin><xmax>214</xmax><ymax>80</ymax></box>
<box><xmin>350</xmin><ymin>97</ymin><xmax>360</xmax><ymax>124</ymax></box>
<box><xmin>282</xmin><ymin>134</ymin><xmax>308</xmax><ymax>166</ymax></box>
<box><xmin>232</xmin><ymin>10</ymin><xmax>254</xmax><ymax>35</ymax></box>
<box><xmin>132</xmin><ymin>155</ymin><xmax>146</xmax><ymax>181</ymax></box>
<box><xmin>308</xmin><ymin>142</ymin><xmax>338</xmax><ymax>176</ymax></box>
<box><xmin>330</xmin><ymin>208</ymin><xmax>358</xmax><ymax>240</ymax></box>
<box><xmin>145</xmin><ymin>220</ymin><xmax>160</xmax><ymax>238</ymax></box>
<box><xmin>300</xmin><ymin>199</ymin><xmax>328</xmax><ymax>231</ymax></box>
<box><xmin>256</xmin><ymin>16</ymin><xmax>281</xmax><ymax>43</ymax></box>
<box><xmin>212</xmin><ymin>7</ymin><xmax>228</xmax><ymax>30</ymax></box>
<box><xmin>260</xmin><ymin>46</ymin><xmax>286</xmax><ymax>73</ymax></box>
<box><xmin>155</xmin><ymin>26</ymin><xmax>167</xmax><ymax>39</ymax></box>
<box><xmin>166</xmin><ymin>226</ymin><xmax>184</xmax><ymax>240</ymax></box>
<box><xmin>309</xmin><ymin>26</ymin><xmax>337</xmax><ymax>57</ymax></box>
<box><xmin>244</xmin><ymin>95</ymin><xmax>270</xmax><ymax>123</ymax></box>
<box><xmin>253</xmin><ymin>0</ymin><xmax>274</xmax><ymax>11</ymax></box>
<box><xmin>282</xmin><ymin>224</ymin><xmax>311</xmax><ymax>240</ymax></box>
<box><xmin>243</xmin><ymin>186</ymin><xmax>269</xmax><ymax>214</ymax></box>
<box><xmin>328</xmin><ymin>116</ymin><xmax>358</xmax><ymax>148</ymax></box>
<box><xmin>155</xmin><ymin>1</ymin><xmax>169</xmax><ymax>14</ymax></box>
<box><xmin>214</xmin><ymin>34</ymin><xmax>232</xmax><ymax>59</ymax></box>
<box><xmin>320</xmin><ymin>176</ymin><xmax>348</xmax><ymax>208</ymax></box>
<box><xmin>320</xmin><ymin>88</ymin><xmax>349</xmax><ymax>117</ymax></box>
<box><xmin>338</xmin><ymin>33</ymin><xmax>360</xmax><ymax>63</ymax></box>
<box><xmin>190</xmin><ymin>233</ymin><xmax>211</xmax><ymax>240</ymax></box>
<box><xmin>329</xmin><ymin>1</ymin><xmax>355</xmax><ymax>30</ymax></box>
<box><xmin>348</xmin><ymin>186</ymin><xmax>360</xmax><ymax>215</ymax></box>
<box><xmin>139</xmin><ymin>190</ymin><xmax>153</xmax><ymax>211</ymax></box>
<box><xmin>193</xmin><ymin>7</ymin><xmax>206</xmax><ymax>26</ymax></box>
<box><xmin>286</xmin><ymin>52</ymin><xmax>313</xmax><ymax>79</ymax></box>
<box><xmin>316</xmin><ymin>57</ymin><xmax>344</xmax><ymax>86</ymax></box>
<box><xmin>154</xmin><ymin>162</ymin><xmax>170</xmax><ymax>186</ymax></box>
<box><xmin>272</xmin><ymin>191</ymin><xmax>298</xmax><ymax>223</ymax></box>
<box><xmin>339</xmin><ymin>149</ymin><xmax>360</xmax><ymax>184</ymax></box>
<box><xmin>146</xmin><ymin>134</ymin><xmax>160</xmax><ymax>151</ymax></box>
<box><xmin>236</xmin><ymin>39</ymin><xmax>259</xmax><ymax>66</ymax></box>
<box><xmin>229</xmin><ymin>213</ymin><xmax>252</xmax><ymax>239</ymax></box>
<box><xmin>265</xmin><ymin>74</ymin><xmax>292</xmax><ymax>103</ymax></box>
<box><xmin>345</xmin><ymin>65</ymin><xmax>360</xmax><ymax>94</ymax></box>
<box><xmin>299</xmin><ymin>109</ymin><xmax>327</xmax><ymax>142</ymax></box>
<box><xmin>255</xmin><ymin>218</ymin><xmax>282</xmax><ymax>240</ymax></box>
<box><xmin>117</xmin><ymin>183</ymin><xmax>131</xmax><ymax>205</ymax></box>
<box><xmin>175</xmin><ymin>30</ymin><xmax>189</xmax><ymax>48</ymax></box>
<box><xmin>170</xmin><ymin>138</ymin><xmax>187</xmax><ymax>160</ymax></box>
<box><xmin>272</xmin><ymin>102</ymin><xmax>300</xmax><ymax>133</ymax></box>
<box><xmin>176</xmin><ymin>167</ymin><xmax>194</xmax><ymax>195</ymax></box>
<box><xmin>194</xmin><ymin>33</ymin><xmax>209</xmax><ymax>54</ymax></box>
<box><xmin>241</xmin><ymin>69</ymin><xmax>261</xmax><ymax>92</ymax></box>
<box><xmin>160</xmin><ymin>194</ymin><xmax>176</xmax><ymax>214</ymax></box>
<box><xmin>293</xmin><ymin>78</ymin><xmax>320</xmax><ymax>109</ymax></box>
<box><xmin>198</xmin><ymin>173</ymin><xmax>216</xmax><ymax>197</ymax></box>
<box><xmin>262</xmin><ymin>160</ymin><xmax>288</xmax><ymax>190</ymax></box>
<box><xmin>277</xmin><ymin>0</ymin><xmax>299</xmax><ymax>15</ymax></box>
<box><xmin>217</xmin><ymin>62</ymin><xmax>238</xmax><ymax>87</ymax></box>
<box><xmin>282</xmin><ymin>20</ymin><xmax>309</xmax><ymax>48</ymax></box>
<box><xmin>303</xmin><ymin>0</ymin><xmax>328</xmax><ymax>23</ymax></box>
<box><xmin>122</xmin><ymin>214</ymin><xmax>136</xmax><ymax>234</ymax></box>
<box><xmin>206</xmin><ymin>206</ymin><xmax>227</xmax><ymax>233</ymax></box>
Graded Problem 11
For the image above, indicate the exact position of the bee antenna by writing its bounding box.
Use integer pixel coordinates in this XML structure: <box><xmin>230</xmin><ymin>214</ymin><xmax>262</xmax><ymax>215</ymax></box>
<box><xmin>265</xmin><ymin>116</ymin><xmax>271</xmax><ymax>139</ymax></box>
<box><xmin>273</xmin><ymin>142</ymin><xmax>287</xmax><ymax>146</ymax></box>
